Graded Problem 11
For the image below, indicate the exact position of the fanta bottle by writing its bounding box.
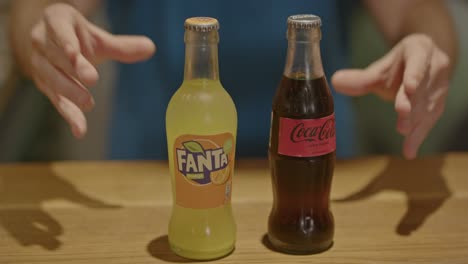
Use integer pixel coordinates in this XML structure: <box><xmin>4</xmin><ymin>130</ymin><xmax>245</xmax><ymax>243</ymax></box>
<box><xmin>165</xmin><ymin>17</ymin><xmax>237</xmax><ymax>260</ymax></box>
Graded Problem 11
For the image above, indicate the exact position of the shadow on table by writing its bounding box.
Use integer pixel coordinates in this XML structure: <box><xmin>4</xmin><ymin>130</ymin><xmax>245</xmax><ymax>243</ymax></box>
<box><xmin>147</xmin><ymin>235</ymin><xmax>195</xmax><ymax>263</ymax></box>
<box><xmin>261</xmin><ymin>234</ymin><xmax>276</xmax><ymax>252</ymax></box>
<box><xmin>0</xmin><ymin>165</ymin><xmax>120</xmax><ymax>250</ymax></box>
<box><xmin>335</xmin><ymin>156</ymin><xmax>451</xmax><ymax>236</ymax></box>
<box><xmin>260</xmin><ymin>233</ymin><xmax>334</xmax><ymax>254</ymax></box>
<box><xmin>147</xmin><ymin>235</ymin><xmax>236</xmax><ymax>262</ymax></box>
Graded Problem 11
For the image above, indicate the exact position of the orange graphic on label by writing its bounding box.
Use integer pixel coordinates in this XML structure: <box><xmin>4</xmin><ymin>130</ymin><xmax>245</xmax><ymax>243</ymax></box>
<box><xmin>173</xmin><ymin>133</ymin><xmax>235</xmax><ymax>209</ymax></box>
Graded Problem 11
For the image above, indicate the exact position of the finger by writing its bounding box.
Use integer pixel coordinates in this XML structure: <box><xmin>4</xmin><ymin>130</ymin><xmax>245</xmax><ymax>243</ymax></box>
<box><xmin>403</xmin><ymin>117</ymin><xmax>434</xmax><ymax>160</ymax></box>
<box><xmin>397</xmin><ymin>117</ymin><xmax>411</xmax><ymax>136</ymax></box>
<box><xmin>70</xmin><ymin>16</ymin><xmax>100</xmax><ymax>85</ymax></box>
<box><xmin>332</xmin><ymin>47</ymin><xmax>398</xmax><ymax>96</ymax></box>
<box><xmin>38</xmin><ymin>36</ymin><xmax>98</xmax><ymax>87</ymax></box>
<box><xmin>74</xmin><ymin>53</ymin><xmax>99</xmax><ymax>86</ymax></box>
<box><xmin>428</xmin><ymin>90</ymin><xmax>449</xmax><ymax>114</ymax></box>
<box><xmin>385</xmin><ymin>54</ymin><xmax>404</xmax><ymax>93</ymax></box>
<box><xmin>331</xmin><ymin>69</ymin><xmax>385</xmax><ymax>96</ymax></box>
<box><xmin>88</xmin><ymin>23</ymin><xmax>156</xmax><ymax>63</ymax></box>
<box><xmin>33</xmin><ymin>72</ymin><xmax>57</xmax><ymax>104</ymax></box>
<box><xmin>34</xmin><ymin>53</ymin><xmax>94</xmax><ymax>112</ymax></box>
<box><xmin>34</xmin><ymin>75</ymin><xmax>87</xmax><ymax>139</ymax></box>
<box><xmin>422</xmin><ymin>84</ymin><xmax>447</xmax><ymax>129</ymax></box>
<box><xmin>427</xmin><ymin>84</ymin><xmax>449</xmax><ymax>113</ymax></box>
<box><xmin>43</xmin><ymin>11</ymin><xmax>80</xmax><ymax>60</ymax></box>
<box><xmin>55</xmin><ymin>95</ymin><xmax>88</xmax><ymax>138</ymax></box>
<box><xmin>402</xmin><ymin>39</ymin><xmax>432</xmax><ymax>94</ymax></box>
<box><xmin>75</xmin><ymin>15</ymin><xmax>96</xmax><ymax>59</ymax></box>
<box><xmin>406</xmin><ymin>51</ymin><xmax>443</xmax><ymax>136</ymax></box>
<box><xmin>427</xmin><ymin>50</ymin><xmax>450</xmax><ymax>106</ymax></box>
<box><xmin>402</xmin><ymin>99</ymin><xmax>445</xmax><ymax>160</ymax></box>
<box><xmin>41</xmin><ymin>12</ymin><xmax>98</xmax><ymax>86</ymax></box>
<box><xmin>395</xmin><ymin>84</ymin><xmax>412</xmax><ymax>117</ymax></box>
<box><xmin>395</xmin><ymin>84</ymin><xmax>412</xmax><ymax>135</ymax></box>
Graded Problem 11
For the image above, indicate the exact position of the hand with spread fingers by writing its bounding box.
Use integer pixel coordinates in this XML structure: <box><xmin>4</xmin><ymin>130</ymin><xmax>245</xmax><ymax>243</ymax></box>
<box><xmin>17</xmin><ymin>3</ymin><xmax>155</xmax><ymax>138</ymax></box>
<box><xmin>332</xmin><ymin>34</ymin><xmax>451</xmax><ymax>159</ymax></box>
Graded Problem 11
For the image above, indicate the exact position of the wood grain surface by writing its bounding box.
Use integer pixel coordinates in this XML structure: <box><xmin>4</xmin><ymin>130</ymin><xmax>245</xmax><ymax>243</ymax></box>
<box><xmin>1</xmin><ymin>153</ymin><xmax>467</xmax><ymax>263</ymax></box>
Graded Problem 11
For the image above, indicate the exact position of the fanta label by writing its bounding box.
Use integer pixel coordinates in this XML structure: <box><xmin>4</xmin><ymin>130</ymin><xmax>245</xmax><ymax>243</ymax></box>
<box><xmin>278</xmin><ymin>114</ymin><xmax>336</xmax><ymax>157</ymax></box>
<box><xmin>173</xmin><ymin>133</ymin><xmax>235</xmax><ymax>209</ymax></box>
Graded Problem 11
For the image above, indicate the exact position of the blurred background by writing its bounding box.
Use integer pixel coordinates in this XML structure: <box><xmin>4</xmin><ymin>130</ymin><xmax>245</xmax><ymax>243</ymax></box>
<box><xmin>0</xmin><ymin>0</ymin><xmax>467</xmax><ymax>162</ymax></box>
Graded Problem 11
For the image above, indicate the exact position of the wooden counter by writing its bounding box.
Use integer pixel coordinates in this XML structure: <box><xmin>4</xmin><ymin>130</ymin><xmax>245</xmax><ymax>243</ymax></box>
<box><xmin>1</xmin><ymin>154</ymin><xmax>467</xmax><ymax>263</ymax></box>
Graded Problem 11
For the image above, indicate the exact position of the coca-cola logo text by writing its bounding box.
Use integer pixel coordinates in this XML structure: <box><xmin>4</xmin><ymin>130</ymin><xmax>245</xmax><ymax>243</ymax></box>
<box><xmin>290</xmin><ymin>119</ymin><xmax>335</xmax><ymax>143</ymax></box>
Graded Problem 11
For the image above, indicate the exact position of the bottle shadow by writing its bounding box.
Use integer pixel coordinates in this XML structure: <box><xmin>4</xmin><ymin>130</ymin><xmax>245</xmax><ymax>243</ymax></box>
<box><xmin>334</xmin><ymin>156</ymin><xmax>451</xmax><ymax>236</ymax></box>
<box><xmin>146</xmin><ymin>235</ymin><xmax>236</xmax><ymax>262</ymax></box>
<box><xmin>260</xmin><ymin>233</ymin><xmax>335</xmax><ymax>255</ymax></box>
<box><xmin>261</xmin><ymin>234</ymin><xmax>276</xmax><ymax>252</ymax></box>
<box><xmin>0</xmin><ymin>165</ymin><xmax>120</xmax><ymax>250</ymax></box>
<box><xmin>146</xmin><ymin>235</ymin><xmax>196</xmax><ymax>263</ymax></box>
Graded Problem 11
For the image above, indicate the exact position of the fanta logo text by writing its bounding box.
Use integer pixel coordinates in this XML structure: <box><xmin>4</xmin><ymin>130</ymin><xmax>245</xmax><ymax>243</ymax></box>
<box><xmin>177</xmin><ymin>148</ymin><xmax>228</xmax><ymax>174</ymax></box>
<box><xmin>290</xmin><ymin>119</ymin><xmax>335</xmax><ymax>143</ymax></box>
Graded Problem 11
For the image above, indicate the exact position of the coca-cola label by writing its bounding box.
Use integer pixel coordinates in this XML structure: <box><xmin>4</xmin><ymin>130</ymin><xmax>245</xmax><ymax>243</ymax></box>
<box><xmin>278</xmin><ymin>114</ymin><xmax>336</xmax><ymax>157</ymax></box>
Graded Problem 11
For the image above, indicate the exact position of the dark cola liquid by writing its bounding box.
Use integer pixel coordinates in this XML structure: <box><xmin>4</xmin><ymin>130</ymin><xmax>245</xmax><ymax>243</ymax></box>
<box><xmin>268</xmin><ymin>75</ymin><xmax>335</xmax><ymax>254</ymax></box>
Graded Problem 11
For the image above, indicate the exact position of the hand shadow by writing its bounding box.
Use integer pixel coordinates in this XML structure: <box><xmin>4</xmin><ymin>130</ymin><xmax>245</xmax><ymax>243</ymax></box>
<box><xmin>0</xmin><ymin>165</ymin><xmax>120</xmax><ymax>250</ymax></box>
<box><xmin>334</xmin><ymin>157</ymin><xmax>451</xmax><ymax>236</ymax></box>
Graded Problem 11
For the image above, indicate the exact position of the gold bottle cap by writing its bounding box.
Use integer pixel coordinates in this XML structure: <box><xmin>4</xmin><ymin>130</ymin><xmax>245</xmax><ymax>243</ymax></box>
<box><xmin>184</xmin><ymin>17</ymin><xmax>220</xmax><ymax>32</ymax></box>
<box><xmin>287</xmin><ymin>14</ymin><xmax>321</xmax><ymax>29</ymax></box>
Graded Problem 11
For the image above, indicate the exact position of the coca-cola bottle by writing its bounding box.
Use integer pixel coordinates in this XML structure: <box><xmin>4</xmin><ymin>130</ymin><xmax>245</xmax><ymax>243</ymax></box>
<box><xmin>268</xmin><ymin>14</ymin><xmax>336</xmax><ymax>254</ymax></box>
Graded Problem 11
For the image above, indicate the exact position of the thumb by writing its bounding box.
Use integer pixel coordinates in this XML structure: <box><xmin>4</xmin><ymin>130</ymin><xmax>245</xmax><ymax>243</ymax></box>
<box><xmin>89</xmin><ymin>24</ymin><xmax>156</xmax><ymax>63</ymax></box>
<box><xmin>331</xmin><ymin>69</ymin><xmax>384</xmax><ymax>96</ymax></box>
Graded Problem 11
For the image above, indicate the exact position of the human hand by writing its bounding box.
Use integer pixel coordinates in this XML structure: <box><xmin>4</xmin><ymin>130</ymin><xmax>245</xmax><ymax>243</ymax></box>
<box><xmin>30</xmin><ymin>3</ymin><xmax>156</xmax><ymax>138</ymax></box>
<box><xmin>332</xmin><ymin>34</ymin><xmax>451</xmax><ymax>159</ymax></box>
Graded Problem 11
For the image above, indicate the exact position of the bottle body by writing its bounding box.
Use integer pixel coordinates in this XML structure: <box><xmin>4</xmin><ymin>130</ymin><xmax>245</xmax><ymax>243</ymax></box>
<box><xmin>268</xmin><ymin>15</ymin><xmax>336</xmax><ymax>254</ymax></box>
<box><xmin>165</xmin><ymin>17</ymin><xmax>237</xmax><ymax>260</ymax></box>
<box><xmin>166</xmin><ymin>79</ymin><xmax>237</xmax><ymax>260</ymax></box>
<box><xmin>268</xmin><ymin>76</ymin><xmax>335</xmax><ymax>254</ymax></box>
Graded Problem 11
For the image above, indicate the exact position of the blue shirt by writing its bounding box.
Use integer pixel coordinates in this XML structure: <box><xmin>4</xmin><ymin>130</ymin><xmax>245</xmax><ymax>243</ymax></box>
<box><xmin>107</xmin><ymin>0</ymin><xmax>356</xmax><ymax>160</ymax></box>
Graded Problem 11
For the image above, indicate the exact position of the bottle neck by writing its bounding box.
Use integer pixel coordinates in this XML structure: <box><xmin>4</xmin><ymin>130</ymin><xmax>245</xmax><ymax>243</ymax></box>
<box><xmin>283</xmin><ymin>27</ymin><xmax>324</xmax><ymax>80</ymax></box>
<box><xmin>184</xmin><ymin>30</ymin><xmax>219</xmax><ymax>81</ymax></box>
